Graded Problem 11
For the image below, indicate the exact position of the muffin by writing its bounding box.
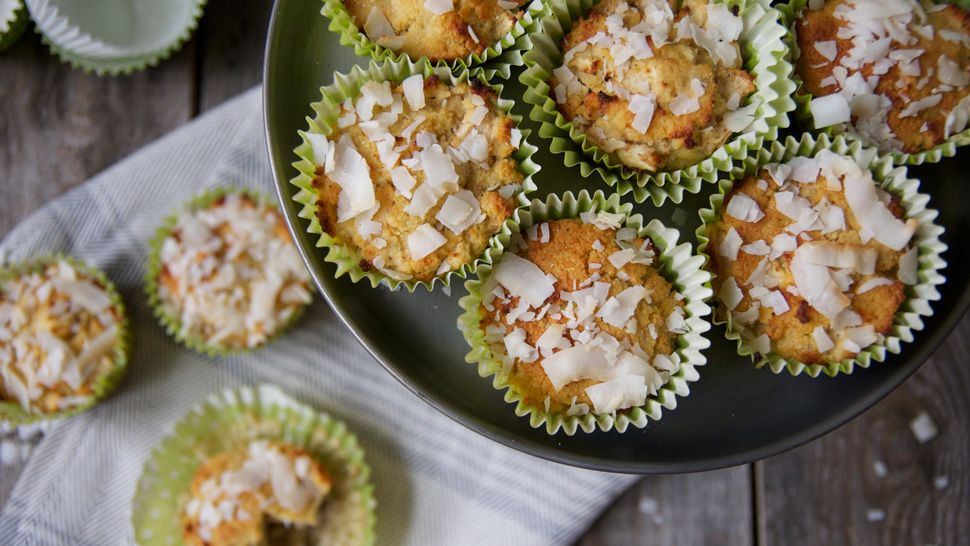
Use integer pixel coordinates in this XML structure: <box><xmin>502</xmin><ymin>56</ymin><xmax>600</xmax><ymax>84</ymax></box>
<box><xmin>706</xmin><ymin>149</ymin><xmax>922</xmax><ymax>365</ymax></box>
<box><xmin>549</xmin><ymin>0</ymin><xmax>758</xmax><ymax>172</ymax></box>
<box><xmin>479</xmin><ymin>214</ymin><xmax>688</xmax><ymax>420</ymax></box>
<box><xmin>796</xmin><ymin>0</ymin><xmax>970</xmax><ymax>154</ymax></box>
<box><xmin>181</xmin><ymin>441</ymin><xmax>333</xmax><ymax>546</ymax></box>
<box><xmin>133</xmin><ymin>385</ymin><xmax>376</xmax><ymax>546</ymax></box>
<box><xmin>149</xmin><ymin>189</ymin><xmax>313</xmax><ymax>353</ymax></box>
<box><xmin>308</xmin><ymin>74</ymin><xmax>526</xmax><ymax>284</ymax></box>
<box><xmin>0</xmin><ymin>257</ymin><xmax>127</xmax><ymax>420</ymax></box>
<box><xmin>344</xmin><ymin>0</ymin><xmax>530</xmax><ymax>62</ymax></box>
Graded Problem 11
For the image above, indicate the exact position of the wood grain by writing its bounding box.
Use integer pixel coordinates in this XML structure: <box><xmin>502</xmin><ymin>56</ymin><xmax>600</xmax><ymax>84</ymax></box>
<box><xmin>757</xmin><ymin>311</ymin><xmax>970</xmax><ymax>546</ymax></box>
<box><xmin>577</xmin><ymin>466</ymin><xmax>755</xmax><ymax>545</ymax></box>
<box><xmin>0</xmin><ymin>33</ymin><xmax>196</xmax><ymax>240</ymax></box>
<box><xmin>195</xmin><ymin>0</ymin><xmax>274</xmax><ymax>113</ymax></box>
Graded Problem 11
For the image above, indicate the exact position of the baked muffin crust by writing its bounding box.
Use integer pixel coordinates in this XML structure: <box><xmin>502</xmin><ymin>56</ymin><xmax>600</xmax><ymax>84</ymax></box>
<box><xmin>707</xmin><ymin>150</ymin><xmax>919</xmax><ymax>363</ymax></box>
<box><xmin>311</xmin><ymin>75</ymin><xmax>525</xmax><ymax>283</ymax></box>
<box><xmin>182</xmin><ymin>441</ymin><xmax>332</xmax><ymax>546</ymax></box>
<box><xmin>0</xmin><ymin>259</ymin><xmax>122</xmax><ymax>414</ymax></box>
<box><xmin>346</xmin><ymin>0</ymin><xmax>528</xmax><ymax>61</ymax></box>
<box><xmin>481</xmin><ymin>216</ymin><xmax>685</xmax><ymax>416</ymax></box>
<box><xmin>797</xmin><ymin>0</ymin><xmax>970</xmax><ymax>153</ymax></box>
<box><xmin>551</xmin><ymin>0</ymin><xmax>756</xmax><ymax>171</ymax></box>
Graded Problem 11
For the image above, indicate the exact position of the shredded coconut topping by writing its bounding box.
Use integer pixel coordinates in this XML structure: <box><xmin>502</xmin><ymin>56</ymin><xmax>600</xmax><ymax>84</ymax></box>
<box><xmin>157</xmin><ymin>193</ymin><xmax>313</xmax><ymax>350</ymax></box>
<box><xmin>183</xmin><ymin>441</ymin><xmax>331</xmax><ymax>544</ymax></box>
<box><xmin>483</xmin><ymin>214</ymin><xmax>684</xmax><ymax>415</ymax></box>
<box><xmin>0</xmin><ymin>260</ymin><xmax>120</xmax><ymax>413</ymax></box>
<box><xmin>712</xmin><ymin>150</ymin><xmax>919</xmax><ymax>360</ymax></box>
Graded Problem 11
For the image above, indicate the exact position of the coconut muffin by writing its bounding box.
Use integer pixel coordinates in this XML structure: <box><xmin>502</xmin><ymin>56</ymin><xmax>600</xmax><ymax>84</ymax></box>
<box><xmin>706</xmin><ymin>150</ymin><xmax>920</xmax><ymax>364</ymax></box>
<box><xmin>181</xmin><ymin>441</ymin><xmax>333</xmax><ymax>546</ymax></box>
<box><xmin>346</xmin><ymin>0</ymin><xmax>529</xmax><ymax>61</ymax></box>
<box><xmin>479</xmin><ymin>215</ymin><xmax>686</xmax><ymax>417</ymax></box>
<box><xmin>0</xmin><ymin>259</ymin><xmax>124</xmax><ymax>415</ymax></box>
<box><xmin>309</xmin><ymin>75</ymin><xmax>525</xmax><ymax>283</ymax></box>
<box><xmin>797</xmin><ymin>0</ymin><xmax>970</xmax><ymax>154</ymax></box>
<box><xmin>154</xmin><ymin>192</ymin><xmax>313</xmax><ymax>352</ymax></box>
<box><xmin>550</xmin><ymin>0</ymin><xmax>757</xmax><ymax>172</ymax></box>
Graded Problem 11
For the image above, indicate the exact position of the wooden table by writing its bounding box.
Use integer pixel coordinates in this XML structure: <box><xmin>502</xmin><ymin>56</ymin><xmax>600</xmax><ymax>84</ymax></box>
<box><xmin>1</xmin><ymin>2</ymin><xmax>967</xmax><ymax>543</ymax></box>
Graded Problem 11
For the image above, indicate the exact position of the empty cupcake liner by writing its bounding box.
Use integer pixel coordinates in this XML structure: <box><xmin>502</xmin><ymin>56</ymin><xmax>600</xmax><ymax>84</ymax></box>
<box><xmin>696</xmin><ymin>132</ymin><xmax>948</xmax><ymax>377</ymax></box>
<box><xmin>457</xmin><ymin>190</ymin><xmax>713</xmax><ymax>435</ymax></box>
<box><xmin>131</xmin><ymin>384</ymin><xmax>376</xmax><ymax>546</ymax></box>
<box><xmin>519</xmin><ymin>0</ymin><xmax>797</xmax><ymax>206</ymax></box>
<box><xmin>290</xmin><ymin>56</ymin><xmax>540</xmax><ymax>293</ymax></box>
<box><xmin>26</xmin><ymin>0</ymin><xmax>206</xmax><ymax>75</ymax></box>
<box><xmin>0</xmin><ymin>254</ymin><xmax>130</xmax><ymax>427</ymax></box>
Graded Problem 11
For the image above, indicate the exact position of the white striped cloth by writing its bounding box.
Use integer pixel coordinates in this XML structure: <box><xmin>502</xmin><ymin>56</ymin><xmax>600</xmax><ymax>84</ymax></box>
<box><xmin>0</xmin><ymin>87</ymin><xmax>636</xmax><ymax>545</ymax></box>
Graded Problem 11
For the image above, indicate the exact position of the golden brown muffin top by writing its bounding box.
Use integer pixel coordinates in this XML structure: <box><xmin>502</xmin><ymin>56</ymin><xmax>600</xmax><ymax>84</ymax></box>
<box><xmin>706</xmin><ymin>150</ymin><xmax>920</xmax><ymax>364</ymax></box>
<box><xmin>0</xmin><ymin>260</ymin><xmax>121</xmax><ymax>414</ymax></box>
<box><xmin>182</xmin><ymin>441</ymin><xmax>332</xmax><ymax>546</ymax></box>
<box><xmin>311</xmin><ymin>75</ymin><xmax>525</xmax><ymax>282</ymax></box>
<box><xmin>797</xmin><ymin>0</ymin><xmax>970</xmax><ymax>153</ymax></box>
<box><xmin>346</xmin><ymin>0</ymin><xmax>528</xmax><ymax>61</ymax></box>
<box><xmin>480</xmin><ymin>216</ymin><xmax>685</xmax><ymax>416</ymax></box>
<box><xmin>550</xmin><ymin>0</ymin><xmax>756</xmax><ymax>172</ymax></box>
<box><xmin>157</xmin><ymin>193</ymin><xmax>313</xmax><ymax>351</ymax></box>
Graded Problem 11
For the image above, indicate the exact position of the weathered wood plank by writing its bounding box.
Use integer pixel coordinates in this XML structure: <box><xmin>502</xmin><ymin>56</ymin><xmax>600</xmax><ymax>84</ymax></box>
<box><xmin>196</xmin><ymin>0</ymin><xmax>273</xmax><ymax>113</ymax></box>
<box><xmin>0</xmin><ymin>32</ymin><xmax>196</xmax><ymax>240</ymax></box>
<box><xmin>0</xmin><ymin>28</ymin><xmax>196</xmax><ymax>509</ymax></box>
<box><xmin>758</xmin><ymin>312</ymin><xmax>970</xmax><ymax>546</ymax></box>
<box><xmin>577</xmin><ymin>466</ymin><xmax>754</xmax><ymax>545</ymax></box>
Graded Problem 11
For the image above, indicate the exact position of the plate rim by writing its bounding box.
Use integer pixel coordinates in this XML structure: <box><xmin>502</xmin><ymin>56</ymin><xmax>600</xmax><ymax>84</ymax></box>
<box><xmin>261</xmin><ymin>0</ymin><xmax>967</xmax><ymax>474</ymax></box>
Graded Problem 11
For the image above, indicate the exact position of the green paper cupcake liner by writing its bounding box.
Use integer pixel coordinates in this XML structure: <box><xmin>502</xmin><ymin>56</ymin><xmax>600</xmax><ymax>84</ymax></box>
<box><xmin>29</xmin><ymin>0</ymin><xmax>206</xmax><ymax>76</ymax></box>
<box><xmin>696</xmin><ymin>132</ymin><xmax>948</xmax><ymax>377</ymax></box>
<box><xmin>778</xmin><ymin>0</ymin><xmax>970</xmax><ymax>165</ymax></box>
<box><xmin>321</xmin><ymin>0</ymin><xmax>548</xmax><ymax>80</ymax></box>
<box><xmin>0</xmin><ymin>254</ymin><xmax>130</xmax><ymax>427</ymax></box>
<box><xmin>131</xmin><ymin>384</ymin><xmax>376</xmax><ymax>546</ymax></box>
<box><xmin>145</xmin><ymin>186</ymin><xmax>313</xmax><ymax>357</ymax></box>
<box><xmin>457</xmin><ymin>190</ymin><xmax>713</xmax><ymax>435</ymax></box>
<box><xmin>0</xmin><ymin>0</ymin><xmax>28</xmax><ymax>52</ymax></box>
<box><xmin>519</xmin><ymin>0</ymin><xmax>797</xmax><ymax>206</ymax></box>
<box><xmin>290</xmin><ymin>57</ymin><xmax>541</xmax><ymax>292</ymax></box>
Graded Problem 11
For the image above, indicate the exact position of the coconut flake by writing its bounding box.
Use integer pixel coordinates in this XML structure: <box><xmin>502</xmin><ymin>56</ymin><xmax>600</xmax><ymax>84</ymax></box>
<box><xmin>725</xmin><ymin>193</ymin><xmax>765</xmax><ymax>223</ymax></box>
<box><xmin>718</xmin><ymin>227</ymin><xmax>743</xmax><ymax>260</ymax></box>
<box><xmin>909</xmin><ymin>411</ymin><xmax>938</xmax><ymax>443</ymax></box>
<box><xmin>810</xmin><ymin>95</ymin><xmax>851</xmax><ymax>128</ymax></box>
<box><xmin>493</xmin><ymin>254</ymin><xmax>555</xmax><ymax>308</ymax></box>
<box><xmin>841</xmin><ymin>170</ymin><xmax>915</xmax><ymax>251</ymax></box>
<box><xmin>597</xmin><ymin>285</ymin><xmax>649</xmax><ymax>328</ymax></box>
<box><xmin>815</xmin><ymin>40</ymin><xmax>838</xmax><ymax>62</ymax></box>
<box><xmin>898</xmin><ymin>247</ymin><xmax>918</xmax><ymax>285</ymax></box>
<box><xmin>715</xmin><ymin>277</ymin><xmax>743</xmax><ymax>312</ymax></box>
<box><xmin>401</xmin><ymin>75</ymin><xmax>426</xmax><ymax>111</ymax></box>
<box><xmin>585</xmin><ymin>375</ymin><xmax>647</xmax><ymax>414</ymax></box>
<box><xmin>436</xmin><ymin>190</ymin><xmax>483</xmax><ymax>235</ymax></box>
<box><xmin>424</xmin><ymin>0</ymin><xmax>453</xmax><ymax>15</ymax></box>
<box><xmin>856</xmin><ymin>277</ymin><xmax>895</xmax><ymax>294</ymax></box>
<box><xmin>629</xmin><ymin>93</ymin><xmax>657</xmax><ymax>133</ymax></box>
<box><xmin>407</xmin><ymin>224</ymin><xmax>447</xmax><ymax>260</ymax></box>
<box><xmin>330</xmin><ymin>135</ymin><xmax>377</xmax><ymax>223</ymax></box>
<box><xmin>813</xmin><ymin>326</ymin><xmax>834</xmax><ymax>352</ymax></box>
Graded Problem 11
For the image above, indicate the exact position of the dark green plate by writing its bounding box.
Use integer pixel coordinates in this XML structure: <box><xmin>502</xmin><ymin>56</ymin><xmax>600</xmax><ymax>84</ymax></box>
<box><xmin>263</xmin><ymin>0</ymin><xmax>965</xmax><ymax>473</ymax></box>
